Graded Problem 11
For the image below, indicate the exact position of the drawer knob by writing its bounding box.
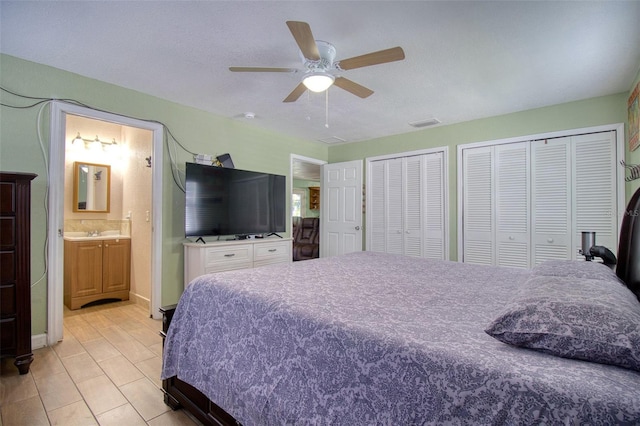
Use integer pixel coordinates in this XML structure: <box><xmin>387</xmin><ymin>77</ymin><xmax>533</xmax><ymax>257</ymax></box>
<box><xmin>268</xmin><ymin>249</ymin><xmax>277</xmax><ymax>252</ymax></box>
<box><xmin>224</xmin><ymin>253</ymin><xmax>235</xmax><ymax>257</ymax></box>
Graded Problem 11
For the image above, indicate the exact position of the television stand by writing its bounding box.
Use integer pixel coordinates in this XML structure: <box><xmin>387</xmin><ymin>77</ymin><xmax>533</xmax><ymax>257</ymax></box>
<box><xmin>264</xmin><ymin>232</ymin><xmax>283</xmax><ymax>238</ymax></box>
<box><xmin>183</xmin><ymin>238</ymin><xmax>293</xmax><ymax>285</ymax></box>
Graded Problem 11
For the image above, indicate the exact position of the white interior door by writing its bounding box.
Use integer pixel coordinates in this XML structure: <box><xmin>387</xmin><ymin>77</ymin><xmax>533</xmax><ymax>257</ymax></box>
<box><xmin>321</xmin><ymin>160</ymin><xmax>363</xmax><ymax>257</ymax></box>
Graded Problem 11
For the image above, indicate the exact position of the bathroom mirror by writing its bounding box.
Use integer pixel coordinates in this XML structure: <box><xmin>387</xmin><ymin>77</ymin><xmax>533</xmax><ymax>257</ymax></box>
<box><xmin>73</xmin><ymin>162</ymin><xmax>111</xmax><ymax>213</ymax></box>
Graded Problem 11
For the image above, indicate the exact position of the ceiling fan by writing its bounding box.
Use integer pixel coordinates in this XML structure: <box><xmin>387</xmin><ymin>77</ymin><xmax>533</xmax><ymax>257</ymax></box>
<box><xmin>229</xmin><ymin>21</ymin><xmax>405</xmax><ymax>103</ymax></box>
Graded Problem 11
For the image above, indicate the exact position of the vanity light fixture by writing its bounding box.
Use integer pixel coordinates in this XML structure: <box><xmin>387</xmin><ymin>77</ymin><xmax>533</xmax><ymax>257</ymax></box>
<box><xmin>71</xmin><ymin>132</ymin><xmax>118</xmax><ymax>150</ymax></box>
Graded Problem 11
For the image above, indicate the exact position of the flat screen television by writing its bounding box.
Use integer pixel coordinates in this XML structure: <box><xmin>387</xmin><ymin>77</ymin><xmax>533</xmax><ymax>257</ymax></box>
<box><xmin>185</xmin><ymin>162</ymin><xmax>286</xmax><ymax>238</ymax></box>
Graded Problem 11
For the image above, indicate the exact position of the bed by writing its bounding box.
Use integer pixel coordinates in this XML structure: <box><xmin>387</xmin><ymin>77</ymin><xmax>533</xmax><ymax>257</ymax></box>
<box><xmin>161</xmin><ymin>187</ymin><xmax>640</xmax><ymax>425</ymax></box>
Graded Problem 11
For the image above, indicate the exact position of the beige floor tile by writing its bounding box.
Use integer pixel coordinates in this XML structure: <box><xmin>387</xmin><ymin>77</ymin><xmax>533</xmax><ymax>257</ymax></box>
<box><xmin>0</xmin><ymin>394</ymin><xmax>49</xmax><ymax>426</ymax></box>
<box><xmin>47</xmin><ymin>400</ymin><xmax>98</xmax><ymax>425</ymax></box>
<box><xmin>135</xmin><ymin>356</ymin><xmax>162</xmax><ymax>389</ymax></box>
<box><xmin>67</xmin><ymin>323</ymin><xmax>104</xmax><ymax>343</ymax></box>
<box><xmin>95</xmin><ymin>403</ymin><xmax>147</xmax><ymax>426</ymax></box>
<box><xmin>113</xmin><ymin>339</ymin><xmax>156</xmax><ymax>364</ymax></box>
<box><xmin>119</xmin><ymin>377</ymin><xmax>170</xmax><ymax>421</ymax></box>
<box><xmin>64</xmin><ymin>314</ymin><xmax>90</xmax><ymax>328</ymax></box>
<box><xmin>128</xmin><ymin>326</ymin><xmax>162</xmax><ymax>348</ymax></box>
<box><xmin>148</xmin><ymin>342</ymin><xmax>163</xmax><ymax>358</ymax></box>
<box><xmin>82</xmin><ymin>338</ymin><xmax>121</xmax><ymax>363</ymax></box>
<box><xmin>52</xmin><ymin>335</ymin><xmax>86</xmax><ymax>359</ymax></box>
<box><xmin>61</xmin><ymin>352</ymin><xmax>104</xmax><ymax>384</ymax></box>
<box><xmin>143</xmin><ymin>317</ymin><xmax>163</xmax><ymax>333</ymax></box>
<box><xmin>82</xmin><ymin>312</ymin><xmax>116</xmax><ymax>330</ymax></box>
<box><xmin>30</xmin><ymin>347</ymin><xmax>66</xmax><ymax>380</ymax></box>
<box><xmin>35</xmin><ymin>371</ymin><xmax>83</xmax><ymax>411</ymax></box>
<box><xmin>76</xmin><ymin>374</ymin><xmax>128</xmax><ymax>416</ymax></box>
<box><xmin>147</xmin><ymin>409</ymin><xmax>199</xmax><ymax>425</ymax></box>
<box><xmin>99</xmin><ymin>355</ymin><xmax>145</xmax><ymax>387</ymax></box>
<box><xmin>99</xmin><ymin>326</ymin><xmax>135</xmax><ymax>345</ymax></box>
<box><xmin>0</xmin><ymin>372</ymin><xmax>38</xmax><ymax>405</ymax></box>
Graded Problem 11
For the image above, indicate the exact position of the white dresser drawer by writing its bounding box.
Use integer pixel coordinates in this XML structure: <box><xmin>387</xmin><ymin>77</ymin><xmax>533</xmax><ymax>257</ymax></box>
<box><xmin>205</xmin><ymin>244</ymin><xmax>252</xmax><ymax>267</ymax></box>
<box><xmin>184</xmin><ymin>238</ymin><xmax>292</xmax><ymax>286</ymax></box>
<box><xmin>254</xmin><ymin>241</ymin><xmax>291</xmax><ymax>267</ymax></box>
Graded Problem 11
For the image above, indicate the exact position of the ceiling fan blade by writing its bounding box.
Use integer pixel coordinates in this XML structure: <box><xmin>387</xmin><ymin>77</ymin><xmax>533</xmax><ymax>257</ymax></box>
<box><xmin>333</xmin><ymin>77</ymin><xmax>374</xmax><ymax>98</ymax></box>
<box><xmin>229</xmin><ymin>67</ymin><xmax>297</xmax><ymax>73</ymax></box>
<box><xmin>286</xmin><ymin>21</ymin><xmax>320</xmax><ymax>61</ymax></box>
<box><xmin>283</xmin><ymin>83</ymin><xmax>308</xmax><ymax>103</ymax></box>
<box><xmin>337</xmin><ymin>46</ymin><xmax>405</xmax><ymax>70</ymax></box>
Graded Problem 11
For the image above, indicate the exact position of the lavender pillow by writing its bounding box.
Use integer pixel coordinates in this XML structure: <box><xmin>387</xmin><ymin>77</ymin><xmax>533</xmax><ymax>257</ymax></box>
<box><xmin>485</xmin><ymin>275</ymin><xmax>640</xmax><ymax>371</ymax></box>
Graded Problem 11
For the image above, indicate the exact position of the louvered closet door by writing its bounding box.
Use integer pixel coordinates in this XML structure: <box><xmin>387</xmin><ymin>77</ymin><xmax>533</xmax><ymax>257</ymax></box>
<box><xmin>368</xmin><ymin>153</ymin><xmax>445</xmax><ymax>259</ymax></box>
<box><xmin>369</xmin><ymin>161</ymin><xmax>387</xmax><ymax>253</ymax></box>
<box><xmin>424</xmin><ymin>152</ymin><xmax>445</xmax><ymax>259</ymax></box>
<box><xmin>386</xmin><ymin>158</ymin><xmax>404</xmax><ymax>254</ymax></box>
<box><xmin>572</xmin><ymin>132</ymin><xmax>617</xmax><ymax>255</ymax></box>
<box><xmin>531</xmin><ymin>137</ymin><xmax>572</xmax><ymax>264</ymax></box>
<box><xmin>403</xmin><ymin>156</ymin><xmax>424</xmax><ymax>257</ymax></box>
<box><xmin>495</xmin><ymin>143</ymin><xmax>530</xmax><ymax>268</ymax></box>
<box><xmin>462</xmin><ymin>146</ymin><xmax>494</xmax><ymax>265</ymax></box>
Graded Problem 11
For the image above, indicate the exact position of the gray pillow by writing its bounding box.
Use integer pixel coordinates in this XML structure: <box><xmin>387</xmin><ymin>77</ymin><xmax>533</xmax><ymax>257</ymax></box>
<box><xmin>485</xmin><ymin>275</ymin><xmax>640</xmax><ymax>371</ymax></box>
<box><xmin>531</xmin><ymin>259</ymin><xmax>622</xmax><ymax>284</ymax></box>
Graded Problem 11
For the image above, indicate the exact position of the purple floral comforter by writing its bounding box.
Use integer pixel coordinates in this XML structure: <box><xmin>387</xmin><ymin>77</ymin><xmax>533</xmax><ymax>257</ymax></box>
<box><xmin>162</xmin><ymin>251</ymin><xmax>640</xmax><ymax>425</ymax></box>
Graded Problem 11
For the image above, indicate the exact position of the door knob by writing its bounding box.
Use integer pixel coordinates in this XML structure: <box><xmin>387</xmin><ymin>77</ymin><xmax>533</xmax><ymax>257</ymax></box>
<box><xmin>547</xmin><ymin>238</ymin><xmax>554</xmax><ymax>243</ymax></box>
<box><xmin>355</xmin><ymin>226</ymin><xmax>361</xmax><ymax>231</ymax></box>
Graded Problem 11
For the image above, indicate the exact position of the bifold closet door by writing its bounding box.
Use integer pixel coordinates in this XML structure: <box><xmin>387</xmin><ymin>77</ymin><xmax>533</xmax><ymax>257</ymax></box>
<box><xmin>571</xmin><ymin>132</ymin><xmax>618</xmax><ymax>257</ymax></box>
<box><xmin>462</xmin><ymin>130</ymin><xmax>618</xmax><ymax>267</ymax></box>
<box><xmin>531</xmin><ymin>137</ymin><xmax>573</xmax><ymax>263</ymax></box>
<box><xmin>495</xmin><ymin>143</ymin><xmax>530</xmax><ymax>268</ymax></box>
<box><xmin>462</xmin><ymin>143</ymin><xmax>530</xmax><ymax>267</ymax></box>
<box><xmin>368</xmin><ymin>153</ymin><xmax>445</xmax><ymax>259</ymax></box>
<box><xmin>462</xmin><ymin>146</ymin><xmax>494</xmax><ymax>265</ymax></box>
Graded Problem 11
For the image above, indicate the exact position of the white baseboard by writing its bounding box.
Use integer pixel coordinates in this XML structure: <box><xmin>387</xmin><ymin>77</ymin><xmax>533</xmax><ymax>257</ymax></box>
<box><xmin>32</xmin><ymin>333</ymin><xmax>47</xmax><ymax>350</ymax></box>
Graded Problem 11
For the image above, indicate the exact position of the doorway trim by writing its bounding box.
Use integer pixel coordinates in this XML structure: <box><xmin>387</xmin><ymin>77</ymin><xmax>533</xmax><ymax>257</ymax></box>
<box><xmin>290</xmin><ymin>153</ymin><xmax>326</xmax><ymax>231</ymax></box>
<box><xmin>48</xmin><ymin>101</ymin><xmax>164</xmax><ymax>344</ymax></box>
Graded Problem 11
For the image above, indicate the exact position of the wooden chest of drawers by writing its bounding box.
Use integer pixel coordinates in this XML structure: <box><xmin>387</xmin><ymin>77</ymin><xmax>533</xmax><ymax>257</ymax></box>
<box><xmin>0</xmin><ymin>172</ymin><xmax>36</xmax><ymax>374</ymax></box>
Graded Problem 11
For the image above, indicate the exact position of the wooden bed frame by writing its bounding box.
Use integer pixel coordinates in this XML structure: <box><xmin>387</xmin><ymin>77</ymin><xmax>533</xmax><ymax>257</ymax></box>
<box><xmin>160</xmin><ymin>187</ymin><xmax>640</xmax><ymax>426</ymax></box>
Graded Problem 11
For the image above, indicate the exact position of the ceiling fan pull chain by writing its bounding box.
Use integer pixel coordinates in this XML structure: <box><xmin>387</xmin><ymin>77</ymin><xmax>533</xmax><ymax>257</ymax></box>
<box><xmin>325</xmin><ymin>89</ymin><xmax>329</xmax><ymax>128</ymax></box>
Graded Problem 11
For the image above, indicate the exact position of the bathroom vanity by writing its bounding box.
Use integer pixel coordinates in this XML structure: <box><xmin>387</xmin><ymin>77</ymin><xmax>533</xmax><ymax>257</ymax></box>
<box><xmin>64</xmin><ymin>234</ymin><xmax>131</xmax><ymax>309</ymax></box>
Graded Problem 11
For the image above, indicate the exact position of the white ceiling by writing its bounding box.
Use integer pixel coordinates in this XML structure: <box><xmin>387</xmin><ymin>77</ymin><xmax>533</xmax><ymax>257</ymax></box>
<box><xmin>1</xmin><ymin>1</ymin><xmax>639</xmax><ymax>146</ymax></box>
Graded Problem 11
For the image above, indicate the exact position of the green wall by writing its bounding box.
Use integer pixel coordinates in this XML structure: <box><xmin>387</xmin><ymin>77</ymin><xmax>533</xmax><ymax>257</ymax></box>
<box><xmin>329</xmin><ymin>92</ymin><xmax>630</xmax><ymax>261</ymax></box>
<box><xmin>0</xmin><ymin>54</ymin><xmax>328</xmax><ymax>335</ymax></box>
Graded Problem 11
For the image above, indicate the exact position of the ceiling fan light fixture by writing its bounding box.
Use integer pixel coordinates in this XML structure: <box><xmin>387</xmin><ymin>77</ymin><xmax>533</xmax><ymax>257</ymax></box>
<box><xmin>303</xmin><ymin>72</ymin><xmax>335</xmax><ymax>92</ymax></box>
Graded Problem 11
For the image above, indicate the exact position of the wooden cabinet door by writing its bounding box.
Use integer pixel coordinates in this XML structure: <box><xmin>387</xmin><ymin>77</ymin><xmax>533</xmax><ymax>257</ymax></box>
<box><xmin>70</xmin><ymin>241</ymin><xmax>103</xmax><ymax>297</ymax></box>
<box><xmin>102</xmin><ymin>239</ymin><xmax>131</xmax><ymax>293</ymax></box>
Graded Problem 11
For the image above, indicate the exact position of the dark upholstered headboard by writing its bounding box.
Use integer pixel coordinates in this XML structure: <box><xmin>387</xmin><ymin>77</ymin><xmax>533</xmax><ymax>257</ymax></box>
<box><xmin>616</xmin><ymin>186</ymin><xmax>640</xmax><ymax>300</ymax></box>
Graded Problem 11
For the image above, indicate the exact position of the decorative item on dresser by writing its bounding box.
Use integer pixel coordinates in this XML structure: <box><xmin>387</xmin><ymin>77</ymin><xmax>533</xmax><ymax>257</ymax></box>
<box><xmin>0</xmin><ymin>172</ymin><xmax>37</xmax><ymax>374</ymax></box>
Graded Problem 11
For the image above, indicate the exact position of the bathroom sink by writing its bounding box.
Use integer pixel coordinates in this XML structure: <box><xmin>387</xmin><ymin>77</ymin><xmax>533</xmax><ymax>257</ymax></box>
<box><xmin>63</xmin><ymin>231</ymin><xmax>129</xmax><ymax>241</ymax></box>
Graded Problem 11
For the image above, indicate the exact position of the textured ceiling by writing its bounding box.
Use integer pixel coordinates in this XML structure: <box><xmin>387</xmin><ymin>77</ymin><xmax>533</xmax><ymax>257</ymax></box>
<box><xmin>1</xmin><ymin>1</ymin><xmax>639</xmax><ymax>145</ymax></box>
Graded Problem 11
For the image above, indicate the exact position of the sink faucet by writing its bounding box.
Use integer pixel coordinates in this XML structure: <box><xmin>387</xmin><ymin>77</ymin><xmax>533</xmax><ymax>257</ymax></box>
<box><xmin>87</xmin><ymin>230</ymin><xmax>100</xmax><ymax>237</ymax></box>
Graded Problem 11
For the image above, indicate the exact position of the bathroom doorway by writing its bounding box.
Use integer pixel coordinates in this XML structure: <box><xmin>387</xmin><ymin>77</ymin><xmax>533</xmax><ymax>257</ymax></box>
<box><xmin>47</xmin><ymin>102</ymin><xmax>164</xmax><ymax>345</ymax></box>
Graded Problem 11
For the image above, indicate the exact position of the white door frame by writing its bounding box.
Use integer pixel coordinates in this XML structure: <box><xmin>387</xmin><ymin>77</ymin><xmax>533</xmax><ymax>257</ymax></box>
<box><xmin>48</xmin><ymin>101</ymin><xmax>164</xmax><ymax>344</ymax></box>
<box><xmin>290</xmin><ymin>153</ymin><xmax>326</xmax><ymax>220</ymax></box>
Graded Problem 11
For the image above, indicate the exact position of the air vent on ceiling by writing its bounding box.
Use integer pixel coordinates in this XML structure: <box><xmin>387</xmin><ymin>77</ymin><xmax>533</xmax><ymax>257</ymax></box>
<box><xmin>409</xmin><ymin>118</ymin><xmax>441</xmax><ymax>128</ymax></box>
<box><xmin>318</xmin><ymin>136</ymin><xmax>347</xmax><ymax>144</ymax></box>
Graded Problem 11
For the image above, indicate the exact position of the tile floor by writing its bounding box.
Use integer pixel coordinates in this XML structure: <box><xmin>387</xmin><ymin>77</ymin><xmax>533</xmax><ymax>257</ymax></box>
<box><xmin>0</xmin><ymin>301</ymin><xmax>202</xmax><ymax>425</ymax></box>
